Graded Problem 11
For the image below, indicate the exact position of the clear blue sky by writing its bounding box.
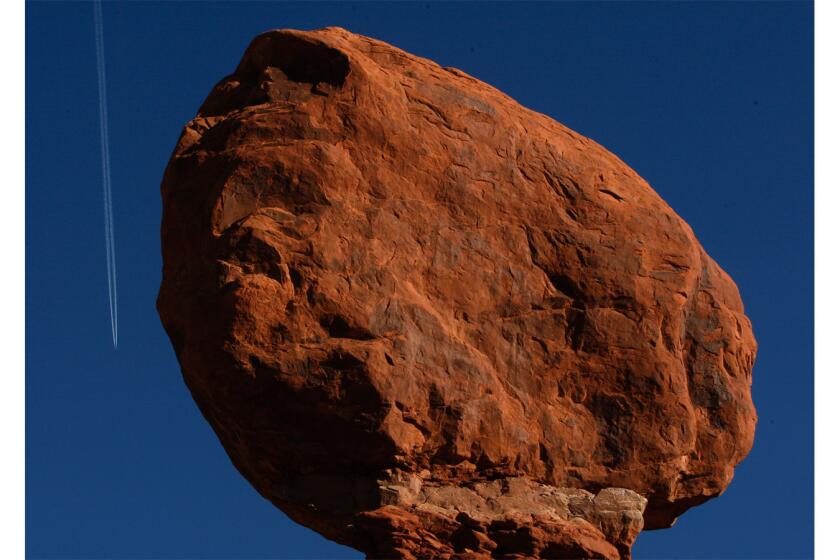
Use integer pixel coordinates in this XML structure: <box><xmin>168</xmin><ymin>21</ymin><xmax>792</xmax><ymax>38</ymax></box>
<box><xmin>26</xmin><ymin>2</ymin><xmax>813</xmax><ymax>558</ymax></box>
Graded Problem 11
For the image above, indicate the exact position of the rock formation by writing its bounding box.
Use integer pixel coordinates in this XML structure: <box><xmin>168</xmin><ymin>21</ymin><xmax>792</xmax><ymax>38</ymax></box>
<box><xmin>157</xmin><ymin>27</ymin><xmax>757</xmax><ymax>559</ymax></box>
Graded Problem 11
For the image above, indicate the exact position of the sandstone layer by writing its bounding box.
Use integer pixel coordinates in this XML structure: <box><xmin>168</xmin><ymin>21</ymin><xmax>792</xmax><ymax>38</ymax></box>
<box><xmin>158</xmin><ymin>27</ymin><xmax>757</xmax><ymax>559</ymax></box>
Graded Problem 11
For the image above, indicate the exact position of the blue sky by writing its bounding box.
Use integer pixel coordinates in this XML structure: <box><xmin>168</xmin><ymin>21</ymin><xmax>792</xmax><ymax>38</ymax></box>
<box><xmin>26</xmin><ymin>2</ymin><xmax>813</xmax><ymax>558</ymax></box>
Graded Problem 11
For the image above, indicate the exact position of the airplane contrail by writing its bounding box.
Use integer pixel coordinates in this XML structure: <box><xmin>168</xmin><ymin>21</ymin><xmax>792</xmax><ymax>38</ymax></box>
<box><xmin>94</xmin><ymin>0</ymin><xmax>118</xmax><ymax>349</ymax></box>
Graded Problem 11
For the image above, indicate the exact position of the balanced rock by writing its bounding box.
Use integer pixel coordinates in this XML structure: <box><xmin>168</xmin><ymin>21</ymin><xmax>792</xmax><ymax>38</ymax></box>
<box><xmin>157</xmin><ymin>27</ymin><xmax>757</xmax><ymax>559</ymax></box>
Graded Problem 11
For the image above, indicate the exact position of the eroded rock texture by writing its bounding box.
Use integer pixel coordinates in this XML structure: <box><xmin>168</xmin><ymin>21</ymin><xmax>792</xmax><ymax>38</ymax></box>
<box><xmin>158</xmin><ymin>27</ymin><xmax>757</xmax><ymax>559</ymax></box>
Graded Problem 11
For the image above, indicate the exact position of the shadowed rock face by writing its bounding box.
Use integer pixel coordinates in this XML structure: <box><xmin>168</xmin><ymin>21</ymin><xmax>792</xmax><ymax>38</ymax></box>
<box><xmin>157</xmin><ymin>27</ymin><xmax>757</xmax><ymax>559</ymax></box>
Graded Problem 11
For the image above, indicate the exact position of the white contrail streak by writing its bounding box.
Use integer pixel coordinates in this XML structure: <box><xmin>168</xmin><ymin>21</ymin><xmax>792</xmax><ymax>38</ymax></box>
<box><xmin>94</xmin><ymin>0</ymin><xmax>118</xmax><ymax>349</ymax></box>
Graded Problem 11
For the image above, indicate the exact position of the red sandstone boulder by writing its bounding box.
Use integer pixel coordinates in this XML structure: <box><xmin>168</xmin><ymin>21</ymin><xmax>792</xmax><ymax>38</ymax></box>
<box><xmin>157</xmin><ymin>27</ymin><xmax>757</xmax><ymax>559</ymax></box>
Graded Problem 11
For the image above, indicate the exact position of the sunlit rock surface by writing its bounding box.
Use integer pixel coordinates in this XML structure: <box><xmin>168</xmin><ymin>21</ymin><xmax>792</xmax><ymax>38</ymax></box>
<box><xmin>158</xmin><ymin>27</ymin><xmax>757</xmax><ymax>559</ymax></box>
